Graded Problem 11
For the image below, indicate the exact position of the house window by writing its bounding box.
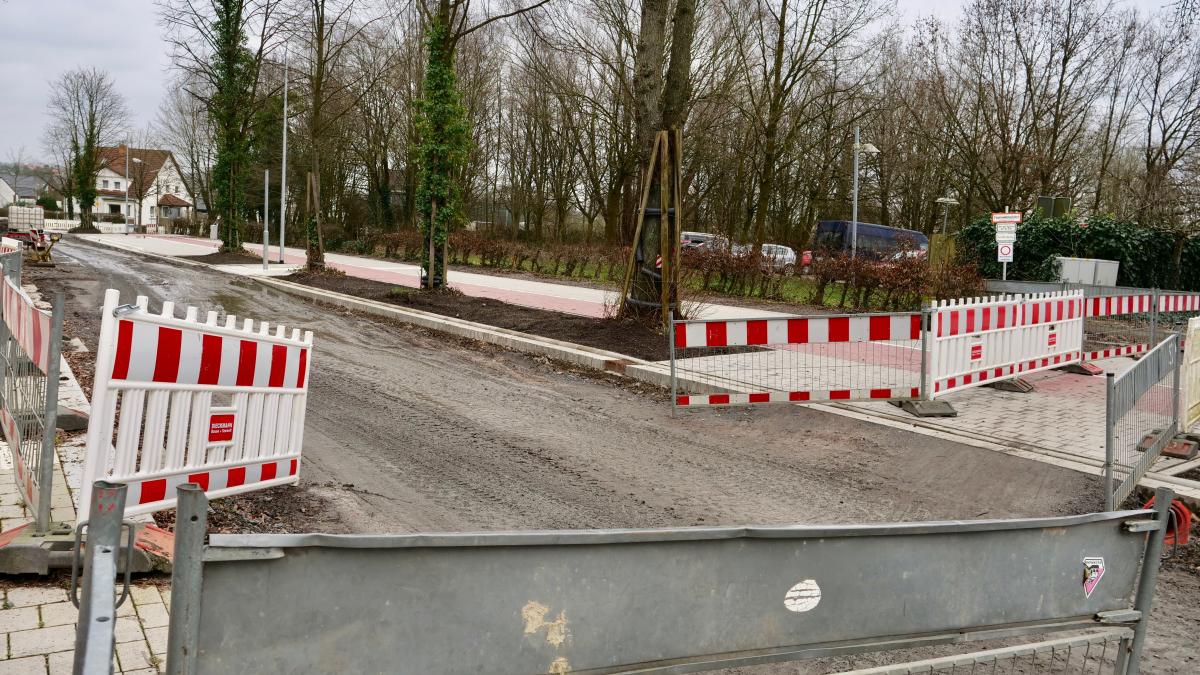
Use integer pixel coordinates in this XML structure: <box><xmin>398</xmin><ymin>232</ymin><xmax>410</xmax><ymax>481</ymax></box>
<box><xmin>102</xmin><ymin>180</ymin><xmax>109</xmax><ymax>189</ymax></box>
<box><xmin>108</xmin><ymin>205</ymin><xmax>121</xmax><ymax>214</ymax></box>
<box><xmin>150</xmin><ymin>206</ymin><xmax>156</xmax><ymax>216</ymax></box>
<box><xmin>114</xmin><ymin>181</ymin><xmax>121</xmax><ymax>190</ymax></box>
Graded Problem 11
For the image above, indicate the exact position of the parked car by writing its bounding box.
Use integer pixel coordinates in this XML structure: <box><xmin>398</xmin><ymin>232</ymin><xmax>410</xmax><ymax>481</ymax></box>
<box><xmin>729</xmin><ymin>242</ymin><xmax>798</xmax><ymax>275</ymax></box>
<box><xmin>680</xmin><ymin>231</ymin><xmax>716</xmax><ymax>250</ymax></box>
<box><xmin>811</xmin><ymin>220</ymin><xmax>928</xmax><ymax>257</ymax></box>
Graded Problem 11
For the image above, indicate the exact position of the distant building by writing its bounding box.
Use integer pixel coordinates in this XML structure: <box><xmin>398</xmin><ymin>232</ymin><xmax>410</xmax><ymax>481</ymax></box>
<box><xmin>0</xmin><ymin>173</ymin><xmax>48</xmax><ymax>208</ymax></box>
<box><xmin>73</xmin><ymin>146</ymin><xmax>195</xmax><ymax>229</ymax></box>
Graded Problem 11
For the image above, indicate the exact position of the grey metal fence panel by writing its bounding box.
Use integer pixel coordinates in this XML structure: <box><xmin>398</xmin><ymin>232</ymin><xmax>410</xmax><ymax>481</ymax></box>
<box><xmin>1105</xmin><ymin>335</ymin><xmax>1180</xmax><ymax>509</ymax></box>
<box><xmin>171</xmin><ymin>507</ymin><xmax>1160</xmax><ymax>675</ymax></box>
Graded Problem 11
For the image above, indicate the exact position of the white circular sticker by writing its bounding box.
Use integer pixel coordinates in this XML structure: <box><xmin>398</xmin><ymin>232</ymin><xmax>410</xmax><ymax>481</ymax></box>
<box><xmin>784</xmin><ymin>579</ymin><xmax>821</xmax><ymax>612</ymax></box>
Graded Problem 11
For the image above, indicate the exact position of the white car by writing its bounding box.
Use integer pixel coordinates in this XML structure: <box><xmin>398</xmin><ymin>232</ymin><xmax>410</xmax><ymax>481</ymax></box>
<box><xmin>732</xmin><ymin>243</ymin><xmax>798</xmax><ymax>274</ymax></box>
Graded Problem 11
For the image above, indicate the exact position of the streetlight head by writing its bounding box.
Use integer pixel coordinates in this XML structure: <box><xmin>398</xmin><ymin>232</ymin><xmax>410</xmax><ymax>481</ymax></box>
<box><xmin>936</xmin><ymin>197</ymin><xmax>959</xmax><ymax>206</ymax></box>
<box><xmin>856</xmin><ymin>143</ymin><xmax>880</xmax><ymax>154</ymax></box>
<box><xmin>131</xmin><ymin>157</ymin><xmax>143</xmax><ymax>164</ymax></box>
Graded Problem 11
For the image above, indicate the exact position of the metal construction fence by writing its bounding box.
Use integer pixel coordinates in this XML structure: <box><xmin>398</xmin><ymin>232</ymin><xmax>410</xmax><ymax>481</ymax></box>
<box><xmin>81</xmin><ymin>288</ymin><xmax>315</xmax><ymax>517</ymax></box>
<box><xmin>671</xmin><ymin>311</ymin><xmax>925</xmax><ymax>407</ymax></box>
<box><xmin>928</xmin><ymin>291</ymin><xmax>1084</xmax><ymax>398</ymax></box>
<box><xmin>984</xmin><ymin>279</ymin><xmax>1200</xmax><ymax>364</ymax></box>
<box><xmin>843</xmin><ymin>630</ymin><xmax>1134</xmax><ymax>675</ymax></box>
<box><xmin>62</xmin><ymin>483</ymin><xmax>1173</xmax><ymax>674</ymax></box>
<box><xmin>1105</xmin><ymin>334</ymin><xmax>1180</xmax><ymax>510</ymax></box>
<box><xmin>0</xmin><ymin>249</ymin><xmax>64</xmax><ymax>533</ymax></box>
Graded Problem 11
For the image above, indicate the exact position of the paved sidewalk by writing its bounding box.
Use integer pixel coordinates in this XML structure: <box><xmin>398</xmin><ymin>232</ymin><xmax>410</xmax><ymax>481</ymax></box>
<box><xmin>0</xmin><ymin>283</ymin><xmax>167</xmax><ymax>674</ymax></box>
<box><xmin>80</xmin><ymin>234</ymin><xmax>795</xmax><ymax>320</ymax></box>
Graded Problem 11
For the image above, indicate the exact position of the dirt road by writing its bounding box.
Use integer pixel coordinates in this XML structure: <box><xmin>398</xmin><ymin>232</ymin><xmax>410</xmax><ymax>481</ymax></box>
<box><xmin>35</xmin><ymin>237</ymin><xmax>1198</xmax><ymax>672</ymax></box>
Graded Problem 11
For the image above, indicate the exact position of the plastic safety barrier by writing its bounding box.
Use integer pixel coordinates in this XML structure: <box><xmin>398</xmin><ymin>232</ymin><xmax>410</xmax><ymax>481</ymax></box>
<box><xmin>928</xmin><ymin>291</ymin><xmax>1083</xmax><ymax>398</ymax></box>
<box><xmin>671</xmin><ymin>312</ymin><xmax>924</xmax><ymax>407</ymax></box>
<box><xmin>80</xmin><ymin>289</ymin><xmax>314</xmax><ymax>517</ymax></box>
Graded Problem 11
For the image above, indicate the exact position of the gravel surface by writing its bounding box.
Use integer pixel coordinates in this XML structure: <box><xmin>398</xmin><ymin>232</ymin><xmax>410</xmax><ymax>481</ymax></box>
<box><xmin>39</xmin><ymin>236</ymin><xmax>1200</xmax><ymax>673</ymax></box>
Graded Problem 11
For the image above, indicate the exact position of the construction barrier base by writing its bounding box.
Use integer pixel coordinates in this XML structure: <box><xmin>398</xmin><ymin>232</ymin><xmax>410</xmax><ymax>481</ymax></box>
<box><xmin>890</xmin><ymin>399</ymin><xmax>957</xmax><ymax>418</ymax></box>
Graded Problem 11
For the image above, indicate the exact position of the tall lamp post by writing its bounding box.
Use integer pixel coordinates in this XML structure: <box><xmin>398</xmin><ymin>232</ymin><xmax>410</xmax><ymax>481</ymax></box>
<box><xmin>850</xmin><ymin>126</ymin><xmax>879</xmax><ymax>258</ymax></box>
<box><xmin>130</xmin><ymin>157</ymin><xmax>143</xmax><ymax>233</ymax></box>
<box><xmin>936</xmin><ymin>196</ymin><xmax>959</xmax><ymax>234</ymax></box>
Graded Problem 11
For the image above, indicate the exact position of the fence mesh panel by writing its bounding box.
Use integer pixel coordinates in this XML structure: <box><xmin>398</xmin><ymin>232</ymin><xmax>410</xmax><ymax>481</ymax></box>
<box><xmin>671</xmin><ymin>313</ymin><xmax>923</xmax><ymax>406</ymax></box>
<box><xmin>1107</xmin><ymin>335</ymin><xmax>1179</xmax><ymax>508</ymax></box>
<box><xmin>842</xmin><ymin>629</ymin><xmax>1133</xmax><ymax>675</ymax></box>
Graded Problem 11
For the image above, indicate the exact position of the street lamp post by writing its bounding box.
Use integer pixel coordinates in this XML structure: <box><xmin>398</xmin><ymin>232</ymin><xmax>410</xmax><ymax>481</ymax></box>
<box><xmin>130</xmin><ymin>157</ymin><xmax>143</xmax><ymax>233</ymax></box>
<box><xmin>850</xmin><ymin>126</ymin><xmax>879</xmax><ymax>259</ymax></box>
<box><xmin>936</xmin><ymin>196</ymin><xmax>959</xmax><ymax>235</ymax></box>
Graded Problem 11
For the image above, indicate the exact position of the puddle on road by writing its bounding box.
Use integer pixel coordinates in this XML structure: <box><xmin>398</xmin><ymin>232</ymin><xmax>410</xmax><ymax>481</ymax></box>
<box><xmin>210</xmin><ymin>292</ymin><xmax>249</xmax><ymax>318</ymax></box>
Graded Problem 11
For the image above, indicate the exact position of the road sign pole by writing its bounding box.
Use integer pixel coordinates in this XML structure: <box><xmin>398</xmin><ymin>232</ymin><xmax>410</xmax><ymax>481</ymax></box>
<box><xmin>1003</xmin><ymin>261</ymin><xmax>1007</xmax><ymax>281</ymax></box>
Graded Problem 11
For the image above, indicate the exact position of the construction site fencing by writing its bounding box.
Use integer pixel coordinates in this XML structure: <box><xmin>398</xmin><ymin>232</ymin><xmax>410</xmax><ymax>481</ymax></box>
<box><xmin>0</xmin><ymin>237</ymin><xmax>21</xmax><ymax>254</ymax></box>
<box><xmin>843</xmin><ymin>630</ymin><xmax>1134</xmax><ymax>675</ymax></box>
<box><xmin>67</xmin><ymin>483</ymin><xmax>1171</xmax><ymax>674</ymax></box>
<box><xmin>1186</xmin><ymin>317</ymin><xmax>1200</xmax><ymax>430</ymax></box>
<box><xmin>928</xmin><ymin>291</ymin><xmax>1084</xmax><ymax>398</ymax></box>
<box><xmin>81</xmin><ymin>288</ymin><xmax>314</xmax><ymax>517</ymax></box>
<box><xmin>670</xmin><ymin>311</ymin><xmax>925</xmax><ymax>407</ymax></box>
<box><xmin>1105</xmin><ymin>334</ymin><xmax>1180</xmax><ymax>510</ymax></box>
<box><xmin>0</xmin><ymin>250</ymin><xmax>64</xmax><ymax>533</ymax></box>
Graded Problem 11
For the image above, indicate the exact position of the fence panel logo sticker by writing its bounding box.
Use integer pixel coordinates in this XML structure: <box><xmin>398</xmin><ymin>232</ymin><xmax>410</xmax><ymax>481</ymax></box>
<box><xmin>1082</xmin><ymin>557</ymin><xmax>1105</xmax><ymax>598</ymax></box>
<box><xmin>970</xmin><ymin>344</ymin><xmax>983</xmax><ymax>361</ymax></box>
<box><xmin>784</xmin><ymin>579</ymin><xmax>821</xmax><ymax>612</ymax></box>
<box><xmin>207</xmin><ymin>408</ymin><xmax>237</xmax><ymax>447</ymax></box>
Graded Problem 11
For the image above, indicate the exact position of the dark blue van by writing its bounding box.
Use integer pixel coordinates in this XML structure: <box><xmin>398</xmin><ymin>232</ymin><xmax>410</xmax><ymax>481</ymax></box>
<box><xmin>812</xmin><ymin>220</ymin><xmax>929</xmax><ymax>258</ymax></box>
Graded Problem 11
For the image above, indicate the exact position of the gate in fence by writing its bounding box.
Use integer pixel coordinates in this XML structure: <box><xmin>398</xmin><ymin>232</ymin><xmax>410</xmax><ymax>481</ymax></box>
<box><xmin>670</xmin><ymin>311</ymin><xmax>926</xmax><ymax>407</ymax></box>
<box><xmin>80</xmin><ymin>289</ymin><xmax>314</xmax><ymax>517</ymax></box>
<box><xmin>66</xmin><ymin>482</ymin><xmax>1171</xmax><ymax>674</ymax></box>
<box><xmin>0</xmin><ymin>249</ymin><xmax>64</xmax><ymax>533</ymax></box>
<box><xmin>1105</xmin><ymin>334</ymin><xmax>1180</xmax><ymax>510</ymax></box>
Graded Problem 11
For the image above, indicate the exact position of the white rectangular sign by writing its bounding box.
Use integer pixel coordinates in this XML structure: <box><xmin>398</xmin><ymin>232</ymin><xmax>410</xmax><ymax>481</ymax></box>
<box><xmin>992</xmin><ymin>212</ymin><xmax>1022</xmax><ymax>224</ymax></box>
<box><xmin>997</xmin><ymin>243</ymin><xmax>1014</xmax><ymax>263</ymax></box>
<box><xmin>995</xmin><ymin>222</ymin><xmax>1017</xmax><ymax>244</ymax></box>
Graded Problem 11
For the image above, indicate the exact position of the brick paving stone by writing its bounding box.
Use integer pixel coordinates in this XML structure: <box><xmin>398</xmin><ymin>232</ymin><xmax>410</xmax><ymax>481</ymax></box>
<box><xmin>5</xmin><ymin>589</ymin><xmax>67</xmax><ymax>610</ymax></box>
<box><xmin>134</xmin><ymin>604</ymin><xmax>168</xmax><ymax>630</ymax></box>
<box><xmin>46</xmin><ymin>651</ymin><xmax>71</xmax><ymax>675</ymax></box>
<box><xmin>115</xmin><ymin>641</ymin><xmax>154</xmax><ymax>672</ymax></box>
<box><xmin>0</xmin><ymin>607</ymin><xmax>40</xmax><ymax>633</ymax></box>
<box><xmin>128</xmin><ymin>587</ymin><xmax>160</xmax><ymax>608</ymax></box>
<box><xmin>143</xmin><ymin>627</ymin><xmax>168</xmax><ymax>657</ymax></box>
<box><xmin>113</xmin><ymin>617</ymin><xmax>142</xmax><ymax>644</ymax></box>
<box><xmin>0</xmin><ymin>506</ymin><xmax>27</xmax><ymax>520</ymax></box>
<box><xmin>38</xmin><ymin>604</ymin><xmax>76</xmax><ymax>629</ymax></box>
<box><xmin>9</xmin><ymin>625</ymin><xmax>76</xmax><ymax>659</ymax></box>
<box><xmin>0</xmin><ymin>655</ymin><xmax>46</xmax><ymax>674</ymax></box>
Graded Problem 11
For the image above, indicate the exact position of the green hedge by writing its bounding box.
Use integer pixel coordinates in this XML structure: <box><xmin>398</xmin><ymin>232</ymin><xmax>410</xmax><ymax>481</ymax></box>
<box><xmin>956</xmin><ymin>214</ymin><xmax>1190</xmax><ymax>290</ymax></box>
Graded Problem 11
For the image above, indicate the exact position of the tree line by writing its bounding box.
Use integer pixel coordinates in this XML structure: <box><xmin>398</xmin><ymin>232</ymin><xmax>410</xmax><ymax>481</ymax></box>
<box><xmin>42</xmin><ymin>0</ymin><xmax>1200</xmax><ymax>269</ymax></box>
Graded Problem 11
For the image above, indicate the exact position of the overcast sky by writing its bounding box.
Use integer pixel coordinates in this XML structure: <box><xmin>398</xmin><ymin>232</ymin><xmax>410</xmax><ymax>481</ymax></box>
<box><xmin>0</xmin><ymin>0</ymin><xmax>1175</xmax><ymax>162</ymax></box>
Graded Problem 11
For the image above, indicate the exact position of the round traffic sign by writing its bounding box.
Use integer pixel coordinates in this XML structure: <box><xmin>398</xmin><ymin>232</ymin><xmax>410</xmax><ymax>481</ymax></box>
<box><xmin>999</xmin><ymin>244</ymin><xmax>1012</xmax><ymax>256</ymax></box>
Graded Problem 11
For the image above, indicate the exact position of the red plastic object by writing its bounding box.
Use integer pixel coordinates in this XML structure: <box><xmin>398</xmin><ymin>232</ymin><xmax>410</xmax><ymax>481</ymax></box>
<box><xmin>1144</xmin><ymin>496</ymin><xmax>1193</xmax><ymax>546</ymax></box>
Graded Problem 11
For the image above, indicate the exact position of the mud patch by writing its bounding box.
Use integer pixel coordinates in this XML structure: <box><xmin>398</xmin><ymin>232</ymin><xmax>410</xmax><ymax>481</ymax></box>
<box><xmin>180</xmin><ymin>250</ymin><xmax>264</xmax><ymax>265</ymax></box>
<box><xmin>152</xmin><ymin>483</ymin><xmax>346</xmax><ymax>534</ymax></box>
<box><xmin>284</xmin><ymin>271</ymin><xmax>672</xmax><ymax>360</ymax></box>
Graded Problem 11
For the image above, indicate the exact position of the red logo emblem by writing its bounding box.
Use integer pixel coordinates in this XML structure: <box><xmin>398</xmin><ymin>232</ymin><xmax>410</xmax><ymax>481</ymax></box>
<box><xmin>208</xmin><ymin>413</ymin><xmax>236</xmax><ymax>443</ymax></box>
<box><xmin>970</xmin><ymin>344</ymin><xmax>983</xmax><ymax>361</ymax></box>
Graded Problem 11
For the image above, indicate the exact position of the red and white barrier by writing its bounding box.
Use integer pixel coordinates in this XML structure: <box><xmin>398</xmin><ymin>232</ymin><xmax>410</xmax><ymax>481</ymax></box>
<box><xmin>1085</xmin><ymin>295</ymin><xmax>1153</xmax><ymax>317</ymax></box>
<box><xmin>672</xmin><ymin>312</ymin><xmax>924</xmax><ymax>407</ymax></box>
<box><xmin>929</xmin><ymin>292</ymin><xmax>1084</xmax><ymax>398</ymax></box>
<box><xmin>1158</xmin><ymin>294</ymin><xmax>1200</xmax><ymax>313</ymax></box>
<box><xmin>0</xmin><ymin>238</ymin><xmax>21</xmax><ymax>254</ymax></box>
<box><xmin>80</xmin><ymin>289</ymin><xmax>314</xmax><ymax>517</ymax></box>
<box><xmin>674</xmin><ymin>314</ymin><xmax>920</xmax><ymax>349</ymax></box>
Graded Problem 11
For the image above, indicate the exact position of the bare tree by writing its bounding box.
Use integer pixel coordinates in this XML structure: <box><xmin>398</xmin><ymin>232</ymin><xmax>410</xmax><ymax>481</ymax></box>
<box><xmin>44</xmin><ymin>68</ymin><xmax>130</xmax><ymax>228</ymax></box>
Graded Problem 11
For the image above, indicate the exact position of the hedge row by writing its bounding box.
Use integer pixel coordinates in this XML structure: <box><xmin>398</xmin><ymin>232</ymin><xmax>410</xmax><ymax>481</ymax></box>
<box><xmin>956</xmin><ymin>214</ymin><xmax>1200</xmax><ymax>290</ymax></box>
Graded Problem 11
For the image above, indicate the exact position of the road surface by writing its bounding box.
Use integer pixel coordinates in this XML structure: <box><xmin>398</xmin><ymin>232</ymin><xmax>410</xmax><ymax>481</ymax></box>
<box><xmin>37</xmin><ymin>237</ymin><xmax>1198</xmax><ymax>673</ymax></box>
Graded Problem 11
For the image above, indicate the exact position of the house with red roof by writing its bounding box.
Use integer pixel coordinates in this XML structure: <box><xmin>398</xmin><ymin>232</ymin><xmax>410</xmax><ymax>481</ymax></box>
<box><xmin>88</xmin><ymin>145</ymin><xmax>195</xmax><ymax>231</ymax></box>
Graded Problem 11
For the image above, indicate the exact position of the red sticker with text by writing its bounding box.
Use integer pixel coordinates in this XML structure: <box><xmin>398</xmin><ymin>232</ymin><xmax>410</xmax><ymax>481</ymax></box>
<box><xmin>970</xmin><ymin>344</ymin><xmax>983</xmax><ymax>361</ymax></box>
<box><xmin>208</xmin><ymin>413</ymin><xmax>236</xmax><ymax>444</ymax></box>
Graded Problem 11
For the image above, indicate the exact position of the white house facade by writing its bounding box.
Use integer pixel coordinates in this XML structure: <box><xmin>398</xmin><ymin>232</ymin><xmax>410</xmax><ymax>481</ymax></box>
<box><xmin>84</xmin><ymin>146</ymin><xmax>195</xmax><ymax>231</ymax></box>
